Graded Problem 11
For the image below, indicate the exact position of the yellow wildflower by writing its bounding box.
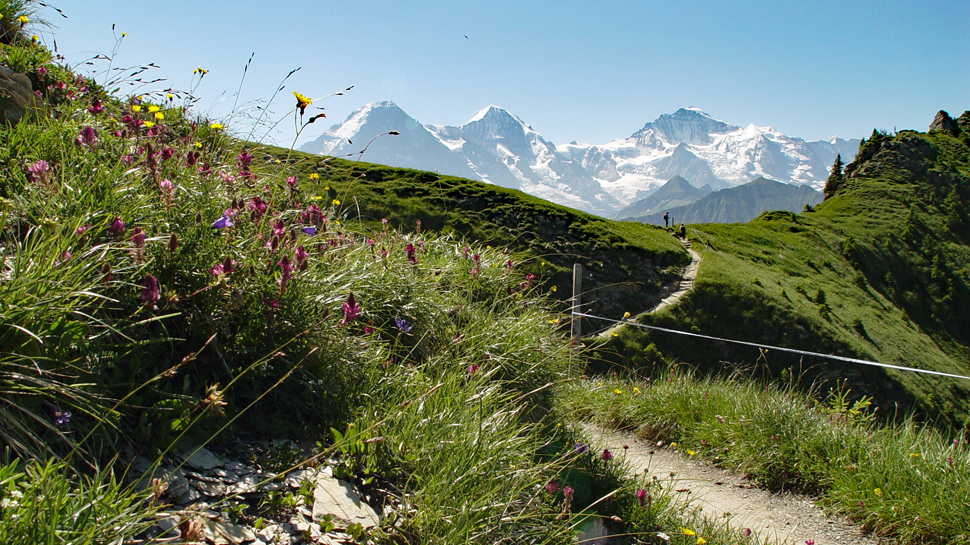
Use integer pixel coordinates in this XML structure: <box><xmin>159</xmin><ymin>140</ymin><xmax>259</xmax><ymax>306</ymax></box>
<box><xmin>148</xmin><ymin>105</ymin><xmax>160</xmax><ymax>113</ymax></box>
<box><xmin>332</xmin><ymin>199</ymin><xmax>340</xmax><ymax>206</ymax></box>
<box><xmin>550</xmin><ymin>285</ymin><xmax>557</xmax><ymax>292</ymax></box>
<box><xmin>17</xmin><ymin>15</ymin><xmax>28</xmax><ymax>25</ymax></box>
<box><xmin>143</xmin><ymin>121</ymin><xmax>155</xmax><ymax>128</ymax></box>
<box><xmin>671</xmin><ymin>442</ymin><xmax>678</xmax><ymax>448</ymax></box>
<box><xmin>293</xmin><ymin>91</ymin><xmax>312</xmax><ymax>114</ymax></box>
<box><xmin>632</xmin><ymin>387</ymin><xmax>641</xmax><ymax>395</ymax></box>
<box><xmin>324</xmin><ymin>185</ymin><xmax>330</xmax><ymax>191</ymax></box>
<box><xmin>613</xmin><ymin>389</ymin><xmax>622</xmax><ymax>395</ymax></box>
<box><xmin>687</xmin><ymin>449</ymin><xmax>696</xmax><ymax>456</ymax></box>
<box><xmin>194</xmin><ymin>67</ymin><xmax>208</xmax><ymax>75</ymax></box>
<box><xmin>610</xmin><ymin>332</ymin><xmax>618</xmax><ymax>337</ymax></box>
<box><xmin>541</xmin><ymin>261</ymin><xmax>546</xmax><ymax>266</ymax></box>
<box><xmin>132</xmin><ymin>105</ymin><xmax>141</xmax><ymax>113</ymax></box>
<box><xmin>154</xmin><ymin>112</ymin><xmax>164</xmax><ymax>120</ymax></box>
<box><xmin>209</xmin><ymin>123</ymin><xmax>223</xmax><ymax>130</ymax></box>
<box><xmin>309</xmin><ymin>195</ymin><xmax>322</xmax><ymax>201</ymax></box>
<box><xmin>309</xmin><ymin>173</ymin><xmax>319</xmax><ymax>180</ymax></box>
<box><xmin>622</xmin><ymin>311</ymin><xmax>631</xmax><ymax>319</ymax></box>
<box><xmin>122</xmin><ymin>32</ymin><xmax>127</xmax><ymax>37</ymax></box>
<box><xmin>909</xmin><ymin>453</ymin><xmax>920</xmax><ymax>458</ymax></box>
<box><xmin>696</xmin><ymin>538</ymin><xmax>707</xmax><ymax>545</ymax></box>
<box><xmin>681</xmin><ymin>528</ymin><xmax>695</xmax><ymax>536</ymax></box>
<box><xmin>166</xmin><ymin>93</ymin><xmax>174</xmax><ymax>100</ymax></box>
<box><xmin>30</xmin><ymin>35</ymin><xmax>37</xmax><ymax>42</ymax></box>
<box><xmin>193</xmin><ymin>142</ymin><xmax>203</xmax><ymax>149</ymax></box>
<box><xmin>874</xmin><ymin>488</ymin><xmax>883</xmax><ymax>496</ymax></box>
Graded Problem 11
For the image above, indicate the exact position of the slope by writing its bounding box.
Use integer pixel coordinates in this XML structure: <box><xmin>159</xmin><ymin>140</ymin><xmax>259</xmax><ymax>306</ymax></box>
<box><xmin>599</xmin><ymin>112</ymin><xmax>970</xmax><ymax>427</ymax></box>
<box><xmin>627</xmin><ymin>177</ymin><xmax>823</xmax><ymax>225</ymax></box>
<box><xmin>613</xmin><ymin>175</ymin><xmax>712</xmax><ymax>220</ymax></box>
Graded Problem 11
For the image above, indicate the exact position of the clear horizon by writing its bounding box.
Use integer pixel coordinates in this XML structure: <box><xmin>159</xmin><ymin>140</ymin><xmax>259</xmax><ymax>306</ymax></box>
<box><xmin>44</xmin><ymin>0</ymin><xmax>969</xmax><ymax>147</ymax></box>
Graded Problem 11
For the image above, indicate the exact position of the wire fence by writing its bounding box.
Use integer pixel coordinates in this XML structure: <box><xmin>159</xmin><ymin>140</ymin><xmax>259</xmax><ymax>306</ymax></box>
<box><xmin>572</xmin><ymin>310</ymin><xmax>970</xmax><ymax>382</ymax></box>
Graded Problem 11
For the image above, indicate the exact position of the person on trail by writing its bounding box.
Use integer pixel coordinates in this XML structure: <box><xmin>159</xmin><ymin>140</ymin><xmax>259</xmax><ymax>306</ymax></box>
<box><xmin>680</xmin><ymin>224</ymin><xmax>686</xmax><ymax>239</ymax></box>
<box><xmin>663</xmin><ymin>212</ymin><xmax>669</xmax><ymax>227</ymax></box>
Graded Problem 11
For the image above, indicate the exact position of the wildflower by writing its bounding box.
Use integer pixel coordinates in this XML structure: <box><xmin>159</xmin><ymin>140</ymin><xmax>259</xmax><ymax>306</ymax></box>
<box><xmin>332</xmin><ymin>198</ymin><xmax>340</xmax><ymax>206</ymax></box>
<box><xmin>601</xmin><ymin>449</ymin><xmax>612</xmax><ymax>461</ymax></box>
<box><xmin>286</xmin><ymin>176</ymin><xmax>297</xmax><ymax>188</ymax></box>
<box><xmin>185</xmin><ymin>151</ymin><xmax>199</xmax><ymax>166</ymax></box>
<box><xmin>141</xmin><ymin>274</ymin><xmax>160</xmax><ymax>304</ymax></box>
<box><xmin>211</xmin><ymin>212</ymin><xmax>233</xmax><ymax>229</ymax></box>
<box><xmin>53</xmin><ymin>407</ymin><xmax>71</xmax><ymax>427</ymax></box>
<box><xmin>743</xmin><ymin>528</ymin><xmax>752</xmax><ymax>537</ymax></box>
<box><xmin>209</xmin><ymin>263</ymin><xmax>225</xmax><ymax>276</ymax></box>
<box><xmin>302</xmin><ymin>226</ymin><xmax>317</xmax><ymax>235</ymax></box>
<box><xmin>76</xmin><ymin>224</ymin><xmax>91</xmax><ymax>236</ymax></box>
<box><xmin>363</xmin><ymin>325</ymin><xmax>374</xmax><ymax>334</ymax></box>
<box><xmin>168</xmin><ymin>233</ymin><xmax>178</xmax><ymax>253</ymax></box>
<box><xmin>248</xmin><ymin>196</ymin><xmax>267</xmax><ymax>221</ymax></box>
<box><xmin>395</xmin><ymin>317</ymin><xmax>413</xmax><ymax>333</ymax></box>
<box><xmin>17</xmin><ymin>15</ymin><xmax>28</xmax><ymax>25</ymax></box>
<box><xmin>697</xmin><ymin>539</ymin><xmax>707</xmax><ymax>545</ymax></box>
<box><xmin>107</xmin><ymin>216</ymin><xmax>125</xmax><ymax>235</ymax></box>
<box><xmin>160</xmin><ymin>147</ymin><xmax>174</xmax><ymax>161</ymax></box>
<box><xmin>910</xmin><ymin>453</ymin><xmax>920</xmax><ymax>458</ymax></box>
<box><xmin>143</xmin><ymin>121</ymin><xmax>154</xmax><ymax>129</ymax></box>
<box><xmin>75</xmin><ymin>125</ymin><xmax>98</xmax><ymax>150</ymax></box>
<box><xmin>622</xmin><ymin>311</ymin><xmax>631</xmax><ymax>319</ymax></box>
<box><xmin>468</xmin><ymin>363</ymin><xmax>480</xmax><ymax>374</ymax></box>
<box><xmin>309</xmin><ymin>173</ymin><xmax>319</xmax><ymax>180</ymax></box>
<box><xmin>154</xmin><ymin>112</ymin><xmax>164</xmax><ymax>120</ymax></box>
<box><xmin>148</xmin><ymin>105</ymin><xmax>160</xmax><ymax>113</ymax></box>
<box><xmin>562</xmin><ymin>486</ymin><xmax>574</xmax><ymax>501</ymax></box>
<box><xmin>341</xmin><ymin>292</ymin><xmax>361</xmax><ymax>325</ymax></box>
<box><xmin>26</xmin><ymin>159</ymin><xmax>49</xmax><ymax>186</ymax></box>
<box><xmin>635</xmin><ymin>488</ymin><xmax>647</xmax><ymax>506</ymax></box>
<box><xmin>130</xmin><ymin>227</ymin><xmax>146</xmax><ymax>248</ymax></box>
<box><xmin>237</xmin><ymin>149</ymin><xmax>253</xmax><ymax>171</ymax></box>
<box><xmin>31</xmin><ymin>34</ymin><xmax>37</xmax><ymax>42</ymax></box>
<box><xmin>294</xmin><ymin>245</ymin><xmax>309</xmax><ymax>271</ymax></box>
<box><xmin>277</xmin><ymin>256</ymin><xmax>292</xmax><ymax>289</ymax></box>
<box><xmin>681</xmin><ymin>528</ymin><xmax>696</xmax><ymax>536</ymax></box>
<box><xmin>545</xmin><ymin>481</ymin><xmax>560</xmax><ymax>494</ymax></box>
<box><xmin>194</xmin><ymin>67</ymin><xmax>208</xmax><ymax>75</ymax></box>
<box><xmin>687</xmin><ymin>449</ymin><xmax>696</xmax><ymax>456</ymax></box>
<box><xmin>209</xmin><ymin>122</ymin><xmax>223</xmax><ymax>129</ymax></box>
<box><xmin>633</xmin><ymin>386</ymin><xmax>641</xmax><ymax>395</ymax></box>
<box><xmin>132</xmin><ymin>105</ymin><xmax>142</xmax><ymax>113</ymax></box>
<box><xmin>293</xmin><ymin>91</ymin><xmax>312</xmax><ymax>115</ymax></box>
<box><xmin>805</xmin><ymin>541</ymin><xmax>814</xmax><ymax>545</ymax></box>
<box><xmin>405</xmin><ymin>243</ymin><xmax>417</xmax><ymax>263</ymax></box>
<box><xmin>873</xmin><ymin>488</ymin><xmax>882</xmax><ymax>496</ymax></box>
<box><xmin>573</xmin><ymin>442</ymin><xmax>588</xmax><ymax>455</ymax></box>
<box><xmin>88</xmin><ymin>97</ymin><xmax>104</xmax><ymax>114</ymax></box>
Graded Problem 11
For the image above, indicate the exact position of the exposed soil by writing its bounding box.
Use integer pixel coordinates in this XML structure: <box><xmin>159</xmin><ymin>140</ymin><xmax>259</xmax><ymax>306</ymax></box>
<box><xmin>583</xmin><ymin>424</ymin><xmax>895</xmax><ymax>545</ymax></box>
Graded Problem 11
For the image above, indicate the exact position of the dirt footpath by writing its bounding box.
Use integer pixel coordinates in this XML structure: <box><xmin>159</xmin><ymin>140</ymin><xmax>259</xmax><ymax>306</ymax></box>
<box><xmin>584</xmin><ymin>424</ymin><xmax>893</xmax><ymax>545</ymax></box>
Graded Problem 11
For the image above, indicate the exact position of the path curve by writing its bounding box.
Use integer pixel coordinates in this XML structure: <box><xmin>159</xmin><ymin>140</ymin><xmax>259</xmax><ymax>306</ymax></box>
<box><xmin>584</xmin><ymin>424</ymin><xmax>891</xmax><ymax>545</ymax></box>
<box><xmin>598</xmin><ymin>239</ymin><xmax>700</xmax><ymax>338</ymax></box>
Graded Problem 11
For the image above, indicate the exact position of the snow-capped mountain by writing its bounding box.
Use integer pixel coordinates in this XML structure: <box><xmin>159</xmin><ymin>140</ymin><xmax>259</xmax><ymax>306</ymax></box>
<box><xmin>299</xmin><ymin>103</ymin><xmax>859</xmax><ymax>217</ymax></box>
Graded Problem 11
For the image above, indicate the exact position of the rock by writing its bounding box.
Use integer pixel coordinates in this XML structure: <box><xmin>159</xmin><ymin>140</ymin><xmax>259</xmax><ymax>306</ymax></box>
<box><xmin>285</xmin><ymin>467</ymin><xmax>329</xmax><ymax>488</ymax></box>
<box><xmin>311</xmin><ymin>474</ymin><xmax>379</xmax><ymax>529</ymax></box>
<box><xmin>0</xmin><ymin>66</ymin><xmax>36</xmax><ymax>125</ymax></box>
<box><xmin>225</xmin><ymin>461</ymin><xmax>251</xmax><ymax>474</ymax></box>
<box><xmin>204</xmin><ymin>520</ymin><xmax>257</xmax><ymax>545</ymax></box>
<box><xmin>192</xmin><ymin>479</ymin><xmax>227</xmax><ymax>497</ymax></box>
<box><xmin>163</xmin><ymin>468</ymin><xmax>190</xmax><ymax>498</ymax></box>
<box><xmin>957</xmin><ymin>111</ymin><xmax>970</xmax><ymax>133</ymax></box>
<box><xmin>179</xmin><ymin>446</ymin><xmax>225</xmax><ymax>470</ymax></box>
<box><xmin>156</xmin><ymin>516</ymin><xmax>181</xmax><ymax>540</ymax></box>
<box><xmin>176</xmin><ymin>486</ymin><xmax>202</xmax><ymax>505</ymax></box>
<box><xmin>929</xmin><ymin>110</ymin><xmax>959</xmax><ymax>135</ymax></box>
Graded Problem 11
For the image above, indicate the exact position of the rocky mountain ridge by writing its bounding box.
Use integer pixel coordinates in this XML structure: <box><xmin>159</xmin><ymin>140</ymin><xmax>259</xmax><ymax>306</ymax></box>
<box><xmin>300</xmin><ymin>103</ymin><xmax>859</xmax><ymax>216</ymax></box>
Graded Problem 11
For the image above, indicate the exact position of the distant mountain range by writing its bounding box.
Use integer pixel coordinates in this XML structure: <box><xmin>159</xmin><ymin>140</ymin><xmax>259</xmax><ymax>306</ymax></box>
<box><xmin>620</xmin><ymin>176</ymin><xmax>823</xmax><ymax>225</ymax></box>
<box><xmin>300</xmin><ymin>102</ymin><xmax>859</xmax><ymax>217</ymax></box>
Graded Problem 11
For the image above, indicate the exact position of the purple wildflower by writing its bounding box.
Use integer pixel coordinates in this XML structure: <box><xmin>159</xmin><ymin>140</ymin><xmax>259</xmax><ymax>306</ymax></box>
<box><xmin>405</xmin><ymin>243</ymin><xmax>417</xmax><ymax>263</ymax></box>
<box><xmin>395</xmin><ymin>317</ymin><xmax>412</xmax><ymax>333</ymax></box>
<box><xmin>635</xmin><ymin>488</ymin><xmax>647</xmax><ymax>506</ymax></box>
<box><xmin>107</xmin><ymin>217</ymin><xmax>125</xmax><ymax>235</ymax></box>
<box><xmin>130</xmin><ymin>227</ymin><xmax>146</xmax><ymax>248</ymax></box>
<box><xmin>278</xmin><ymin>256</ymin><xmax>292</xmax><ymax>289</ymax></box>
<box><xmin>248</xmin><ymin>196</ymin><xmax>267</xmax><ymax>221</ymax></box>
<box><xmin>341</xmin><ymin>292</ymin><xmax>361</xmax><ymax>325</ymax></box>
<box><xmin>141</xmin><ymin>274</ymin><xmax>160</xmax><ymax>304</ymax></box>
<box><xmin>76</xmin><ymin>126</ymin><xmax>98</xmax><ymax>150</ymax></box>
<box><xmin>601</xmin><ymin>449</ymin><xmax>612</xmax><ymax>461</ymax></box>
<box><xmin>545</xmin><ymin>481</ymin><xmax>560</xmax><ymax>494</ymax></box>
<box><xmin>294</xmin><ymin>245</ymin><xmax>309</xmax><ymax>271</ymax></box>
<box><xmin>562</xmin><ymin>486</ymin><xmax>574</xmax><ymax>500</ymax></box>
<box><xmin>87</xmin><ymin>97</ymin><xmax>103</xmax><ymax>114</ymax></box>
<box><xmin>160</xmin><ymin>147</ymin><xmax>174</xmax><ymax>162</ymax></box>
<box><xmin>237</xmin><ymin>149</ymin><xmax>253</xmax><ymax>171</ymax></box>
<box><xmin>286</xmin><ymin>176</ymin><xmax>297</xmax><ymax>189</ymax></box>
<box><xmin>302</xmin><ymin>225</ymin><xmax>317</xmax><ymax>235</ymax></box>
<box><xmin>468</xmin><ymin>363</ymin><xmax>480</xmax><ymax>375</ymax></box>
<box><xmin>304</xmin><ymin>203</ymin><xmax>323</xmax><ymax>227</ymax></box>
<box><xmin>53</xmin><ymin>407</ymin><xmax>71</xmax><ymax>427</ymax></box>
<box><xmin>211</xmin><ymin>213</ymin><xmax>233</xmax><ymax>229</ymax></box>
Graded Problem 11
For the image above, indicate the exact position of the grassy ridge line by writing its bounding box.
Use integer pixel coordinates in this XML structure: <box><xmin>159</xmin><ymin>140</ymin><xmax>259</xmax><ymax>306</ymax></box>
<box><xmin>256</xmin><ymin>145</ymin><xmax>690</xmax><ymax>322</ymax></box>
<box><xmin>597</xmin><ymin>127</ymin><xmax>970</xmax><ymax>426</ymax></box>
<box><xmin>561</xmin><ymin>372</ymin><xmax>970</xmax><ymax>545</ymax></box>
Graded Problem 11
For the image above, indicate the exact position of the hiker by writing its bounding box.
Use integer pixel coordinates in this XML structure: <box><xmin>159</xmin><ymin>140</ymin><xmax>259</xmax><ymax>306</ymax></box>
<box><xmin>680</xmin><ymin>224</ymin><xmax>686</xmax><ymax>239</ymax></box>
<box><xmin>663</xmin><ymin>212</ymin><xmax>669</xmax><ymax>227</ymax></box>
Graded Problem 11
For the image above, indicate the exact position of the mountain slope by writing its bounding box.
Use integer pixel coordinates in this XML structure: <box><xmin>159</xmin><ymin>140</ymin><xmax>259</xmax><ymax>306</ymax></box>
<box><xmin>613</xmin><ymin>175</ymin><xmax>712</xmax><ymax>220</ymax></box>
<box><xmin>601</xmin><ymin>111</ymin><xmax>970</xmax><ymax>427</ymax></box>
<box><xmin>626</xmin><ymin>177</ymin><xmax>823</xmax><ymax>225</ymax></box>
<box><xmin>301</xmin><ymin>104</ymin><xmax>859</xmax><ymax>216</ymax></box>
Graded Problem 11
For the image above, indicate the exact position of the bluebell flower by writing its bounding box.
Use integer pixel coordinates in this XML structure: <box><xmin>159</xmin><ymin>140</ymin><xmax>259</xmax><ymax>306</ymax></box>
<box><xmin>211</xmin><ymin>213</ymin><xmax>233</xmax><ymax>229</ymax></box>
<box><xmin>302</xmin><ymin>225</ymin><xmax>317</xmax><ymax>235</ymax></box>
<box><xmin>395</xmin><ymin>317</ymin><xmax>413</xmax><ymax>333</ymax></box>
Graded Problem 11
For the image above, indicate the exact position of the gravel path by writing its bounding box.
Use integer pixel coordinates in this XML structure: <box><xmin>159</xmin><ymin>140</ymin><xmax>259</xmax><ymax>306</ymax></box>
<box><xmin>584</xmin><ymin>424</ymin><xmax>893</xmax><ymax>545</ymax></box>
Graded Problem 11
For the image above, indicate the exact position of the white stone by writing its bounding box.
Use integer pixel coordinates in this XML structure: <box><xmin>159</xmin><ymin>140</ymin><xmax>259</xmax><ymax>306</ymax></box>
<box><xmin>311</xmin><ymin>475</ymin><xmax>379</xmax><ymax>529</ymax></box>
<box><xmin>179</xmin><ymin>446</ymin><xmax>224</xmax><ymax>470</ymax></box>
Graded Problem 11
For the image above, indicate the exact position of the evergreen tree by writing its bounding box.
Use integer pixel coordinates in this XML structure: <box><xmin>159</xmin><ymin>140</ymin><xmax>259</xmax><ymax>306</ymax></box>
<box><xmin>823</xmin><ymin>153</ymin><xmax>844</xmax><ymax>200</ymax></box>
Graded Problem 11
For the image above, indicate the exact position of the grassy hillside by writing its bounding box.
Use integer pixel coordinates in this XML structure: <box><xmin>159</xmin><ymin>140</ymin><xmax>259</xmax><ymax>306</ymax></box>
<box><xmin>599</xmin><ymin>121</ymin><xmax>970</xmax><ymax>427</ymax></box>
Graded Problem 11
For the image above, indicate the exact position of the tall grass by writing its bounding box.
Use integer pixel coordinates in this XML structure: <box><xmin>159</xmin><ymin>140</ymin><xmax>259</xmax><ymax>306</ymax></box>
<box><xmin>560</xmin><ymin>368</ymin><xmax>970</xmax><ymax>544</ymax></box>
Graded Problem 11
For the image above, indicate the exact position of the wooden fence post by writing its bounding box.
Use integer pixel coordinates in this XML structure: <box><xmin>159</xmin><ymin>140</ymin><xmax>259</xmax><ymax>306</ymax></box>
<box><xmin>571</xmin><ymin>263</ymin><xmax>583</xmax><ymax>344</ymax></box>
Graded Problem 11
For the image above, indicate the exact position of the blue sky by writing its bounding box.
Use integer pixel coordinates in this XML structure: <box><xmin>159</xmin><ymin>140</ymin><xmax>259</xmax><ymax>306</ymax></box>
<box><xmin>45</xmin><ymin>0</ymin><xmax>968</xmax><ymax>147</ymax></box>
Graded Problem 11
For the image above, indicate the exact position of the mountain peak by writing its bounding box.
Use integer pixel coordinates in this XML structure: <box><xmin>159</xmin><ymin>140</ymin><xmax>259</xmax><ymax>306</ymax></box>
<box><xmin>632</xmin><ymin>108</ymin><xmax>739</xmax><ymax>145</ymax></box>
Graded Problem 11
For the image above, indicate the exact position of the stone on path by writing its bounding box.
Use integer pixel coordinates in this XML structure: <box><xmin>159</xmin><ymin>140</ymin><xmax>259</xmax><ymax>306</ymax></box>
<box><xmin>311</xmin><ymin>472</ymin><xmax>380</xmax><ymax>529</ymax></box>
<box><xmin>179</xmin><ymin>445</ymin><xmax>225</xmax><ymax>470</ymax></box>
<box><xmin>204</xmin><ymin>520</ymin><xmax>257</xmax><ymax>545</ymax></box>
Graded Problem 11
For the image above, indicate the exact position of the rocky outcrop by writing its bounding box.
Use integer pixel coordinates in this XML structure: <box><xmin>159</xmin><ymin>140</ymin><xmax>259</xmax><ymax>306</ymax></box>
<box><xmin>0</xmin><ymin>65</ymin><xmax>35</xmax><ymax>125</ymax></box>
<box><xmin>957</xmin><ymin>111</ymin><xmax>970</xmax><ymax>134</ymax></box>
<box><xmin>928</xmin><ymin>110</ymin><xmax>959</xmax><ymax>135</ymax></box>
